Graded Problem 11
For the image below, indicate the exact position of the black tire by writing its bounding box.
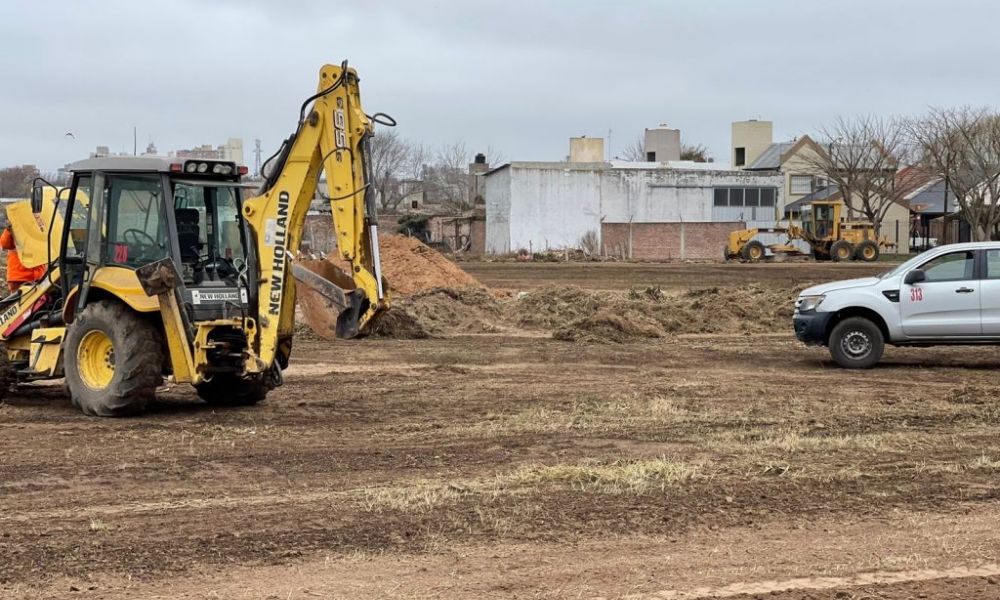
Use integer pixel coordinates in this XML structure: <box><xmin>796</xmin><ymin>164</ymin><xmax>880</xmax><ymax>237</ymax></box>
<box><xmin>740</xmin><ymin>240</ymin><xmax>766</xmax><ymax>262</ymax></box>
<box><xmin>830</xmin><ymin>241</ymin><xmax>853</xmax><ymax>262</ymax></box>
<box><xmin>854</xmin><ymin>240</ymin><xmax>880</xmax><ymax>262</ymax></box>
<box><xmin>828</xmin><ymin>317</ymin><xmax>884</xmax><ymax>369</ymax></box>
<box><xmin>195</xmin><ymin>374</ymin><xmax>269</xmax><ymax>406</ymax></box>
<box><xmin>0</xmin><ymin>342</ymin><xmax>15</xmax><ymax>403</ymax></box>
<box><xmin>64</xmin><ymin>300</ymin><xmax>164</xmax><ymax>417</ymax></box>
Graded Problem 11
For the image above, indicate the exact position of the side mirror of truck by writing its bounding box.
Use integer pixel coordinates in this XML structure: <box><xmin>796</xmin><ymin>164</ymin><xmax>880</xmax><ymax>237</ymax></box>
<box><xmin>904</xmin><ymin>270</ymin><xmax>926</xmax><ymax>285</ymax></box>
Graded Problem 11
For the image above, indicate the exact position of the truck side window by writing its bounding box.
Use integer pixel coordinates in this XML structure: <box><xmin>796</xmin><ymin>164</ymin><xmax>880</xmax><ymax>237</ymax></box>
<box><xmin>987</xmin><ymin>250</ymin><xmax>1000</xmax><ymax>279</ymax></box>
<box><xmin>919</xmin><ymin>251</ymin><xmax>975</xmax><ymax>282</ymax></box>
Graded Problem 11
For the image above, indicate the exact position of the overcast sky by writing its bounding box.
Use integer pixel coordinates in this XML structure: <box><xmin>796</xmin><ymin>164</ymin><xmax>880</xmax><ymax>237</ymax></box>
<box><xmin>3</xmin><ymin>0</ymin><xmax>1000</xmax><ymax>172</ymax></box>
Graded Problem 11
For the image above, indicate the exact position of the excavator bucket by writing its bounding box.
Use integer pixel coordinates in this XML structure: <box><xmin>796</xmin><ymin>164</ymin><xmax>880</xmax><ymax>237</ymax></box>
<box><xmin>292</xmin><ymin>259</ymin><xmax>366</xmax><ymax>340</ymax></box>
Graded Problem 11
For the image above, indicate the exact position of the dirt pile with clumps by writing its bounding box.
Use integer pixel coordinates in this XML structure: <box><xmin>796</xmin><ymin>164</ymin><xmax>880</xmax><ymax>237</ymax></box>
<box><xmin>328</xmin><ymin>235</ymin><xmax>481</xmax><ymax>296</ymax></box>
<box><xmin>371</xmin><ymin>287</ymin><xmax>502</xmax><ymax>339</ymax></box>
<box><xmin>552</xmin><ymin>309</ymin><xmax>664</xmax><ymax>343</ymax></box>
<box><xmin>370</xmin><ymin>283</ymin><xmax>802</xmax><ymax>343</ymax></box>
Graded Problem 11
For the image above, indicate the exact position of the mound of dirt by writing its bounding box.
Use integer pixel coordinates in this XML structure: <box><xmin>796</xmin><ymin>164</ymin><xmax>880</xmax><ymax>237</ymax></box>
<box><xmin>553</xmin><ymin>309</ymin><xmax>664</xmax><ymax>343</ymax></box>
<box><xmin>370</xmin><ymin>287</ymin><xmax>502</xmax><ymax>339</ymax></box>
<box><xmin>508</xmin><ymin>284</ymin><xmax>800</xmax><ymax>342</ymax></box>
<box><xmin>328</xmin><ymin>235</ymin><xmax>481</xmax><ymax>296</ymax></box>
<box><xmin>299</xmin><ymin>235</ymin><xmax>482</xmax><ymax>339</ymax></box>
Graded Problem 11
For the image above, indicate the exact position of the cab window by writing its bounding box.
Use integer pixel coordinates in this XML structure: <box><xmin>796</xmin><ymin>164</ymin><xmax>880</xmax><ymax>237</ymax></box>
<box><xmin>104</xmin><ymin>174</ymin><xmax>168</xmax><ymax>267</ymax></box>
<box><xmin>918</xmin><ymin>251</ymin><xmax>975</xmax><ymax>282</ymax></box>
<box><xmin>64</xmin><ymin>176</ymin><xmax>93</xmax><ymax>256</ymax></box>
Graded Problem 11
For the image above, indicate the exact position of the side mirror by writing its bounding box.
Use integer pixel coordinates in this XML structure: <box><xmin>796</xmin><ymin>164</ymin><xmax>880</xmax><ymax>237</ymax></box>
<box><xmin>30</xmin><ymin>185</ymin><xmax>43</xmax><ymax>213</ymax></box>
<box><xmin>904</xmin><ymin>269</ymin><xmax>926</xmax><ymax>285</ymax></box>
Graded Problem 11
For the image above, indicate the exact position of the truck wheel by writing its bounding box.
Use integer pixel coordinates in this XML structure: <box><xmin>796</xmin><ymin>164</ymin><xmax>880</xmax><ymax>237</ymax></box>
<box><xmin>64</xmin><ymin>300</ymin><xmax>164</xmax><ymax>417</ymax></box>
<box><xmin>854</xmin><ymin>240</ymin><xmax>880</xmax><ymax>262</ymax></box>
<box><xmin>830</xmin><ymin>241</ymin><xmax>854</xmax><ymax>262</ymax></box>
<box><xmin>828</xmin><ymin>317</ymin><xmax>884</xmax><ymax>369</ymax></box>
<box><xmin>195</xmin><ymin>374</ymin><xmax>268</xmax><ymax>406</ymax></box>
<box><xmin>740</xmin><ymin>240</ymin><xmax>766</xmax><ymax>262</ymax></box>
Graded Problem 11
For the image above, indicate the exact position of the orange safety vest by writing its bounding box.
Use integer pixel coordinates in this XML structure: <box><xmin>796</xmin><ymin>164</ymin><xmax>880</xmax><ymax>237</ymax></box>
<box><xmin>1</xmin><ymin>227</ymin><xmax>46</xmax><ymax>284</ymax></box>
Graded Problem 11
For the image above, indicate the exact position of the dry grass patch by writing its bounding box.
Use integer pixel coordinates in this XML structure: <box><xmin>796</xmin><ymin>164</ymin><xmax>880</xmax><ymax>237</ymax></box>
<box><xmin>358</xmin><ymin>457</ymin><xmax>703</xmax><ymax>513</ymax></box>
<box><xmin>500</xmin><ymin>457</ymin><xmax>702</xmax><ymax>494</ymax></box>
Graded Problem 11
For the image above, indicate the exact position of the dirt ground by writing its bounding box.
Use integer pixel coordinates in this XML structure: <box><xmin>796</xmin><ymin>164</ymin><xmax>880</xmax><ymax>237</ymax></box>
<box><xmin>5</xmin><ymin>261</ymin><xmax>1000</xmax><ymax>599</ymax></box>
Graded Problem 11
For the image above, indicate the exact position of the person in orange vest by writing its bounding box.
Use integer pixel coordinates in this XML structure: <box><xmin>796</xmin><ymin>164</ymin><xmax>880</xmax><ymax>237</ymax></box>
<box><xmin>1</xmin><ymin>226</ymin><xmax>46</xmax><ymax>293</ymax></box>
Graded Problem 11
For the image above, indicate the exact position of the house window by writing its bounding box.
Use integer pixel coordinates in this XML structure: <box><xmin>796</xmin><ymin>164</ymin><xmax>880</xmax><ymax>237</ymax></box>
<box><xmin>744</xmin><ymin>188</ymin><xmax>760</xmax><ymax>207</ymax></box>
<box><xmin>761</xmin><ymin>188</ymin><xmax>776</xmax><ymax>207</ymax></box>
<box><xmin>735</xmin><ymin>147</ymin><xmax>746</xmax><ymax>167</ymax></box>
<box><xmin>790</xmin><ymin>175</ymin><xmax>813</xmax><ymax>195</ymax></box>
<box><xmin>728</xmin><ymin>188</ymin><xmax>744</xmax><ymax>207</ymax></box>
<box><xmin>713</xmin><ymin>188</ymin><xmax>728</xmax><ymax>207</ymax></box>
<box><xmin>646</xmin><ymin>151</ymin><xmax>656</xmax><ymax>162</ymax></box>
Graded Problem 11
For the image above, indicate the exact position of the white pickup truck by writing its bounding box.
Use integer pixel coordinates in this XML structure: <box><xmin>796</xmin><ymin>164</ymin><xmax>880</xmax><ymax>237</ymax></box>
<box><xmin>793</xmin><ymin>242</ymin><xmax>1000</xmax><ymax>368</ymax></box>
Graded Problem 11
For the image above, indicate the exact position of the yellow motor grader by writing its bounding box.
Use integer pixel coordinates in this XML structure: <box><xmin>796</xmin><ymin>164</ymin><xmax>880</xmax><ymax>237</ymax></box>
<box><xmin>0</xmin><ymin>61</ymin><xmax>389</xmax><ymax>416</ymax></box>
<box><xmin>725</xmin><ymin>200</ymin><xmax>895</xmax><ymax>263</ymax></box>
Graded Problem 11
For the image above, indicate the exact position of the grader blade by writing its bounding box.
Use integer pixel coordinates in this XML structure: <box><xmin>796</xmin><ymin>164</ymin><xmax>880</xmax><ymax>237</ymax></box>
<box><xmin>291</xmin><ymin>260</ymin><xmax>365</xmax><ymax>340</ymax></box>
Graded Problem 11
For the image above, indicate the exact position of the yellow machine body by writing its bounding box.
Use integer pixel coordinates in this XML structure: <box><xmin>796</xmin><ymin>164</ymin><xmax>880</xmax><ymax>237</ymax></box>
<box><xmin>726</xmin><ymin>200</ymin><xmax>894</xmax><ymax>262</ymax></box>
<box><xmin>0</xmin><ymin>61</ymin><xmax>389</xmax><ymax>416</ymax></box>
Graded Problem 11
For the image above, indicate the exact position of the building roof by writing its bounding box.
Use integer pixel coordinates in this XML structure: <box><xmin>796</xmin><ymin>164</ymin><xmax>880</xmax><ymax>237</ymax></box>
<box><xmin>784</xmin><ymin>186</ymin><xmax>842</xmax><ymax>212</ymax></box>
<box><xmin>745</xmin><ymin>136</ymin><xmax>828</xmax><ymax>171</ymax></box>
<box><xmin>745</xmin><ymin>142</ymin><xmax>794</xmax><ymax>170</ymax></box>
<box><xmin>485</xmin><ymin>160</ymin><xmax>752</xmax><ymax>177</ymax></box>
<box><xmin>908</xmin><ymin>179</ymin><xmax>959</xmax><ymax>215</ymax></box>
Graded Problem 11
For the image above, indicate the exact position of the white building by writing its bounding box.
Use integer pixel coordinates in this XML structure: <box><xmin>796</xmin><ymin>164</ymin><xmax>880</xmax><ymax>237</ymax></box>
<box><xmin>484</xmin><ymin>161</ymin><xmax>785</xmax><ymax>259</ymax></box>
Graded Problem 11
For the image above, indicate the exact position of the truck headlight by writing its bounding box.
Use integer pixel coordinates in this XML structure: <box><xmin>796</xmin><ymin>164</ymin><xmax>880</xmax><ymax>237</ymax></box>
<box><xmin>796</xmin><ymin>295</ymin><xmax>825</xmax><ymax>313</ymax></box>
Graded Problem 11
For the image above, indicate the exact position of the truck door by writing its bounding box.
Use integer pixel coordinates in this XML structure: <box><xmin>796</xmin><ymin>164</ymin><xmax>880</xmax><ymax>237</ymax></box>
<box><xmin>900</xmin><ymin>249</ymin><xmax>981</xmax><ymax>337</ymax></box>
<box><xmin>979</xmin><ymin>249</ymin><xmax>1000</xmax><ymax>335</ymax></box>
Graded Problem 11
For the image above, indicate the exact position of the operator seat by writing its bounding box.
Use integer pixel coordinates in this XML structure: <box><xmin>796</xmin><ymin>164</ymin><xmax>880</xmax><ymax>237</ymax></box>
<box><xmin>175</xmin><ymin>209</ymin><xmax>202</xmax><ymax>263</ymax></box>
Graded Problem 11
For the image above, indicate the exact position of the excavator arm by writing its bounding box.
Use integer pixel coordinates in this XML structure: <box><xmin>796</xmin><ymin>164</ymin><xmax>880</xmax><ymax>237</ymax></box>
<box><xmin>241</xmin><ymin>62</ymin><xmax>388</xmax><ymax>371</ymax></box>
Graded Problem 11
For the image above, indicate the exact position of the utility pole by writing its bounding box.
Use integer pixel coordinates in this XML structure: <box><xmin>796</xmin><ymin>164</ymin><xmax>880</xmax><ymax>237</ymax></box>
<box><xmin>133</xmin><ymin>126</ymin><xmax>137</xmax><ymax>156</ymax></box>
<box><xmin>942</xmin><ymin>173</ymin><xmax>950</xmax><ymax>245</ymax></box>
<box><xmin>254</xmin><ymin>139</ymin><xmax>262</xmax><ymax>177</ymax></box>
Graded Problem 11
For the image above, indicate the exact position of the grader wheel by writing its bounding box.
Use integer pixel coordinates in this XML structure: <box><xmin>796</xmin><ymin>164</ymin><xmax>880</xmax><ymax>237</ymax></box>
<box><xmin>830</xmin><ymin>241</ymin><xmax>854</xmax><ymax>262</ymax></box>
<box><xmin>854</xmin><ymin>240</ymin><xmax>880</xmax><ymax>262</ymax></box>
<box><xmin>740</xmin><ymin>241</ymin><xmax>766</xmax><ymax>262</ymax></box>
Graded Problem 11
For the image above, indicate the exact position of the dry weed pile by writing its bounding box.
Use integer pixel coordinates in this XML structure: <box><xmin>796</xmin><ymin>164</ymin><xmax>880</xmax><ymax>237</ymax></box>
<box><xmin>373</xmin><ymin>284</ymin><xmax>803</xmax><ymax>342</ymax></box>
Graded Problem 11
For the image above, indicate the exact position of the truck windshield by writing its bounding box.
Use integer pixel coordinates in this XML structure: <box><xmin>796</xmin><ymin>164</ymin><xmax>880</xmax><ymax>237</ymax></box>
<box><xmin>171</xmin><ymin>181</ymin><xmax>248</xmax><ymax>286</ymax></box>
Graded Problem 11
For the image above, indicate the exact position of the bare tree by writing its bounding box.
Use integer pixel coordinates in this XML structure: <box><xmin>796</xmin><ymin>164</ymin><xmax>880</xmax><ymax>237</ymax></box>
<box><xmin>0</xmin><ymin>164</ymin><xmax>40</xmax><ymax>198</ymax></box>
<box><xmin>801</xmin><ymin>116</ymin><xmax>918</xmax><ymax>235</ymax></box>
<box><xmin>680</xmin><ymin>143</ymin><xmax>712</xmax><ymax>163</ymax></box>
<box><xmin>618</xmin><ymin>136</ymin><xmax>713</xmax><ymax>163</ymax></box>
<box><xmin>909</xmin><ymin>107</ymin><xmax>1000</xmax><ymax>241</ymax></box>
<box><xmin>620</xmin><ymin>135</ymin><xmax>645</xmax><ymax>161</ymax></box>
<box><xmin>423</xmin><ymin>142</ymin><xmax>473</xmax><ymax>213</ymax></box>
<box><xmin>368</xmin><ymin>130</ymin><xmax>412</xmax><ymax>212</ymax></box>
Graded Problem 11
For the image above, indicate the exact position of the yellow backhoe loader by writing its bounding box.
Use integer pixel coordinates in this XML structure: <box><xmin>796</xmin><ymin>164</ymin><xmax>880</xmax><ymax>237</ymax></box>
<box><xmin>0</xmin><ymin>61</ymin><xmax>389</xmax><ymax>416</ymax></box>
<box><xmin>725</xmin><ymin>200</ymin><xmax>895</xmax><ymax>263</ymax></box>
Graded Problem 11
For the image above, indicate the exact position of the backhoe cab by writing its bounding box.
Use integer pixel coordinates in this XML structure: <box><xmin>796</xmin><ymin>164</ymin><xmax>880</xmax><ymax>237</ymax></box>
<box><xmin>0</xmin><ymin>62</ymin><xmax>388</xmax><ymax>415</ymax></box>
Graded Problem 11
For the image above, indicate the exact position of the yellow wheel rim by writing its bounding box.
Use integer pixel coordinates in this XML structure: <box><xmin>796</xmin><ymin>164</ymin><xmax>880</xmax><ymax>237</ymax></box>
<box><xmin>78</xmin><ymin>330</ymin><xmax>115</xmax><ymax>390</ymax></box>
<box><xmin>750</xmin><ymin>246</ymin><xmax>762</xmax><ymax>260</ymax></box>
<box><xmin>838</xmin><ymin>247</ymin><xmax>850</xmax><ymax>259</ymax></box>
<box><xmin>863</xmin><ymin>246</ymin><xmax>876</xmax><ymax>260</ymax></box>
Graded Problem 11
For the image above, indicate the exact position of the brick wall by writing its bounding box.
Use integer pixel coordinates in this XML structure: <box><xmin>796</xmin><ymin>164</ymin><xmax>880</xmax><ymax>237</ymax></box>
<box><xmin>601</xmin><ymin>222</ymin><xmax>741</xmax><ymax>260</ymax></box>
<box><xmin>470</xmin><ymin>219</ymin><xmax>486</xmax><ymax>255</ymax></box>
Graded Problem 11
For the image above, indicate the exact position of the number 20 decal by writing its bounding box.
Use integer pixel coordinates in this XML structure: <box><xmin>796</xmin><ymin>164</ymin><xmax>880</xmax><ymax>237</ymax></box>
<box><xmin>910</xmin><ymin>287</ymin><xmax>923</xmax><ymax>302</ymax></box>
